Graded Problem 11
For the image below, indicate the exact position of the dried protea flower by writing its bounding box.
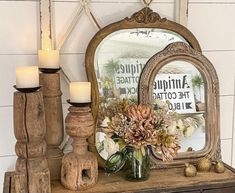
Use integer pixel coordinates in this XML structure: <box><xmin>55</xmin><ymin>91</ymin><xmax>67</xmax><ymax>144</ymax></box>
<box><xmin>154</xmin><ymin>130</ymin><xmax>180</xmax><ymax>161</ymax></box>
<box><xmin>123</xmin><ymin>104</ymin><xmax>158</xmax><ymax>149</ymax></box>
<box><xmin>127</xmin><ymin>104</ymin><xmax>153</xmax><ymax>122</ymax></box>
<box><xmin>124</xmin><ymin>121</ymin><xmax>157</xmax><ymax>149</ymax></box>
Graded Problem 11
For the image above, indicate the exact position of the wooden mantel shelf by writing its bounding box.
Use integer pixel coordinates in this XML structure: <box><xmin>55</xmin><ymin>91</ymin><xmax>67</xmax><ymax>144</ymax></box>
<box><xmin>52</xmin><ymin>164</ymin><xmax>235</xmax><ymax>193</ymax></box>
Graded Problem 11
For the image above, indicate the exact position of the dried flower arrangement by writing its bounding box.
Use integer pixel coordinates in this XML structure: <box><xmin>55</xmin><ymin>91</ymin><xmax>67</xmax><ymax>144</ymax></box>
<box><xmin>98</xmin><ymin>99</ymin><xmax>181</xmax><ymax>162</ymax></box>
<box><xmin>95</xmin><ymin>98</ymin><xmax>207</xmax><ymax>179</ymax></box>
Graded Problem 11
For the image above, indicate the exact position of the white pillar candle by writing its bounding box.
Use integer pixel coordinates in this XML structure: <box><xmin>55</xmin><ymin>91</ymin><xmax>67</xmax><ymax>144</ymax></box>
<box><xmin>16</xmin><ymin>66</ymin><xmax>39</xmax><ymax>88</ymax></box>
<box><xmin>38</xmin><ymin>49</ymin><xmax>60</xmax><ymax>69</ymax></box>
<box><xmin>69</xmin><ymin>82</ymin><xmax>91</xmax><ymax>103</ymax></box>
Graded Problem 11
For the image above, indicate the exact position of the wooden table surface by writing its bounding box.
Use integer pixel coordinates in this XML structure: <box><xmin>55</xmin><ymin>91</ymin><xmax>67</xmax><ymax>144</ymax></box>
<box><xmin>52</xmin><ymin>166</ymin><xmax>235</xmax><ymax>193</ymax></box>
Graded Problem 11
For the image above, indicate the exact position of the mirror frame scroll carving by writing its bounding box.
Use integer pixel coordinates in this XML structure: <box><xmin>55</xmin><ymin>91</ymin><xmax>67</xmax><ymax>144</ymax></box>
<box><xmin>139</xmin><ymin>42</ymin><xmax>220</xmax><ymax>168</ymax></box>
<box><xmin>85</xmin><ymin>7</ymin><xmax>202</xmax><ymax>167</ymax></box>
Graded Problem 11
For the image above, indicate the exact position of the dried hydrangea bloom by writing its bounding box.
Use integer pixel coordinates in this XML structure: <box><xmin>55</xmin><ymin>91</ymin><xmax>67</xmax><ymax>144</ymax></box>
<box><xmin>98</xmin><ymin>98</ymin><xmax>133</xmax><ymax>126</ymax></box>
<box><xmin>108</xmin><ymin>113</ymin><xmax>129</xmax><ymax>137</ymax></box>
<box><xmin>154</xmin><ymin>130</ymin><xmax>181</xmax><ymax>161</ymax></box>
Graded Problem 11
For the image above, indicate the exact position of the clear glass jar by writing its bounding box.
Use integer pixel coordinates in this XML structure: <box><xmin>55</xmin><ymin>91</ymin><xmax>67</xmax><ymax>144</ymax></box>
<box><xmin>124</xmin><ymin>146</ymin><xmax>150</xmax><ymax>181</ymax></box>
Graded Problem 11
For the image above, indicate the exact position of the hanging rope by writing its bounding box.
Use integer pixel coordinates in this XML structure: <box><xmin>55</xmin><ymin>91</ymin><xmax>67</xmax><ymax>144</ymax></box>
<box><xmin>56</xmin><ymin>0</ymin><xmax>101</xmax><ymax>51</ymax></box>
<box><xmin>80</xmin><ymin>0</ymin><xmax>101</xmax><ymax>30</ymax></box>
<box><xmin>57</xmin><ymin>6</ymin><xmax>84</xmax><ymax>50</ymax></box>
<box><xmin>59</xmin><ymin>0</ymin><xmax>102</xmax><ymax>151</ymax></box>
<box><xmin>141</xmin><ymin>0</ymin><xmax>153</xmax><ymax>7</ymax></box>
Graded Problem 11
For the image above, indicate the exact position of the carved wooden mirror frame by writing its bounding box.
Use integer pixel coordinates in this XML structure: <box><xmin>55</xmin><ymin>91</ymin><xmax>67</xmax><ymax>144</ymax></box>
<box><xmin>139</xmin><ymin>42</ymin><xmax>220</xmax><ymax>168</ymax></box>
<box><xmin>85</xmin><ymin>7</ymin><xmax>201</xmax><ymax>167</ymax></box>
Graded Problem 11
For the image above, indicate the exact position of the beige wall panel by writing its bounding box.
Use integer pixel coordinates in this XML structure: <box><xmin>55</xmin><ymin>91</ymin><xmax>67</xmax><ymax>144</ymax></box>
<box><xmin>60</xmin><ymin>54</ymin><xmax>86</xmax><ymax>81</ymax></box>
<box><xmin>219</xmin><ymin>96</ymin><xmax>234</xmax><ymax>139</ymax></box>
<box><xmin>204</xmin><ymin>51</ymin><xmax>235</xmax><ymax>96</ymax></box>
<box><xmin>0</xmin><ymin>107</ymin><xmax>15</xmax><ymax>156</ymax></box>
<box><xmin>188</xmin><ymin>3</ymin><xmax>235</xmax><ymax>51</ymax></box>
<box><xmin>221</xmin><ymin>139</ymin><xmax>232</xmax><ymax>165</ymax></box>
<box><xmin>0</xmin><ymin>55</ymin><xmax>38</xmax><ymax>106</ymax></box>
<box><xmin>0</xmin><ymin>1</ymin><xmax>39</xmax><ymax>54</ymax></box>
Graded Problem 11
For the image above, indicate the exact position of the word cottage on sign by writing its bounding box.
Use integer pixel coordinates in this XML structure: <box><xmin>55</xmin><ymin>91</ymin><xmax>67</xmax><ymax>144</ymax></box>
<box><xmin>114</xmin><ymin>58</ymin><xmax>147</xmax><ymax>96</ymax></box>
<box><xmin>153</xmin><ymin>74</ymin><xmax>196</xmax><ymax>114</ymax></box>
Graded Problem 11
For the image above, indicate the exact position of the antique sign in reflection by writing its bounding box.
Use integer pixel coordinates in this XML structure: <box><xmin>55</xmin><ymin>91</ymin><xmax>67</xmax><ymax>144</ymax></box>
<box><xmin>153</xmin><ymin>61</ymin><xmax>205</xmax><ymax>153</ymax></box>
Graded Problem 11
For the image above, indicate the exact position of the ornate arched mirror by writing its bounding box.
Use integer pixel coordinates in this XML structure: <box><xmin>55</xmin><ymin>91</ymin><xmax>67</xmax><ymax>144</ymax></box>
<box><xmin>139</xmin><ymin>42</ymin><xmax>220</xmax><ymax>167</ymax></box>
<box><xmin>85</xmin><ymin>7</ymin><xmax>201</xmax><ymax>167</ymax></box>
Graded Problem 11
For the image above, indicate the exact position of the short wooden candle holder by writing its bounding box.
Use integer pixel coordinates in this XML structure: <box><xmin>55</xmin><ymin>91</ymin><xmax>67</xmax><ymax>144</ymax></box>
<box><xmin>39</xmin><ymin>72</ymin><xmax>64</xmax><ymax>180</ymax></box>
<box><xmin>61</xmin><ymin>105</ymin><xmax>98</xmax><ymax>191</ymax></box>
<box><xmin>4</xmin><ymin>91</ymin><xmax>51</xmax><ymax>193</ymax></box>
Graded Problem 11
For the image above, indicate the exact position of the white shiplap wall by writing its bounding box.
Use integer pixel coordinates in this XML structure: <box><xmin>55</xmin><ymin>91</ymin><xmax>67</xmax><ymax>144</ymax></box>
<box><xmin>0</xmin><ymin>0</ymin><xmax>235</xmax><ymax>190</ymax></box>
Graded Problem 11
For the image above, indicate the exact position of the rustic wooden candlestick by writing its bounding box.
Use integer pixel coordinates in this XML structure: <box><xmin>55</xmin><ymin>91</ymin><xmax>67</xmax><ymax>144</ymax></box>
<box><xmin>4</xmin><ymin>90</ymin><xmax>51</xmax><ymax>193</ymax></box>
<box><xmin>39</xmin><ymin>71</ymin><xmax>64</xmax><ymax>180</ymax></box>
<box><xmin>61</xmin><ymin>104</ymin><xmax>98</xmax><ymax>191</ymax></box>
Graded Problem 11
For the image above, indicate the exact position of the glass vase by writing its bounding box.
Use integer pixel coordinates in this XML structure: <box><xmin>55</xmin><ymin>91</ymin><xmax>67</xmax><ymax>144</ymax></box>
<box><xmin>124</xmin><ymin>146</ymin><xmax>150</xmax><ymax>181</ymax></box>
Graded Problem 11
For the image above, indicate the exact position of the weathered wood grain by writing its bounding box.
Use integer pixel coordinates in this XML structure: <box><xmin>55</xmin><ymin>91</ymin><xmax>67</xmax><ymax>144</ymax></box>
<box><xmin>3</xmin><ymin>91</ymin><xmax>51</xmax><ymax>193</ymax></box>
<box><xmin>61</xmin><ymin>106</ymin><xmax>98</xmax><ymax>191</ymax></box>
<box><xmin>40</xmin><ymin>73</ymin><xmax>64</xmax><ymax>180</ymax></box>
<box><xmin>53</xmin><ymin>165</ymin><xmax>235</xmax><ymax>193</ymax></box>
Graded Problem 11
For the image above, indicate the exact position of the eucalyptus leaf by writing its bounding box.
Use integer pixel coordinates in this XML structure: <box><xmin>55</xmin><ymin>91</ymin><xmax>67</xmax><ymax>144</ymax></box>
<box><xmin>113</xmin><ymin>138</ymin><xmax>126</xmax><ymax>150</ymax></box>
<box><xmin>134</xmin><ymin>149</ymin><xmax>143</xmax><ymax>165</ymax></box>
<box><xmin>96</xmin><ymin>141</ymin><xmax>104</xmax><ymax>153</ymax></box>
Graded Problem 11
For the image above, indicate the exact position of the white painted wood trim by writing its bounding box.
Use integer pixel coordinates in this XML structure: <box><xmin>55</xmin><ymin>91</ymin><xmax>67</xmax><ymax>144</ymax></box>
<box><xmin>40</xmin><ymin>0</ymin><xmax>53</xmax><ymax>50</ymax></box>
<box><xmin>40</xmin><ymin>0</ymin><xmax>102</xmax><ymax>83</ymax></box>
<box><xmin>175</xmin><ymin>0</ymin><xmax>188</xmax><ymax>27</ymax></box>
<box><xmin>40</xmin><ymin>0</ymin><xmax>71</xmax><ymax>82</ymax></box>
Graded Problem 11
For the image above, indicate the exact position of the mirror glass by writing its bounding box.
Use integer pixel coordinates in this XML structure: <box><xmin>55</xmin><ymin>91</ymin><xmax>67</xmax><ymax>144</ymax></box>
<box><xmin>152</xmin><ymin>60</ymin><xmax>206</xmax><ymax>155</ymax></box>
<box><xmin>94</xmin><ymin>28</ymin><xmax>188</xmax><ymax>160</ymax></box>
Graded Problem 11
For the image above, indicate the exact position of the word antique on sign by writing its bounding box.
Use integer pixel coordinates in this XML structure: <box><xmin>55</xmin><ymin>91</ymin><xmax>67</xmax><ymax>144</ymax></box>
<box><xmin>153</xmin><ymin>74</ymin><xmax>196</xmax><ymax>113</ymax></box>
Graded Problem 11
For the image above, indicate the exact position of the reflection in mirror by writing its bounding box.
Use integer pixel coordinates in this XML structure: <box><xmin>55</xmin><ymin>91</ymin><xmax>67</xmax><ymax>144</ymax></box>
<box><xmin>138</xmin><ymin>42</ymin><xmax>220</xmax><ymax>167</ymax></box>
<box><xmin>94</xmin><ymin>29</ymin><xmax>188</xmax><ymax>160</ymax></box>
<box><xmin>152</xmin><ymin>61</ymin><xmax>206</xmax><ymax>155</ymax></box>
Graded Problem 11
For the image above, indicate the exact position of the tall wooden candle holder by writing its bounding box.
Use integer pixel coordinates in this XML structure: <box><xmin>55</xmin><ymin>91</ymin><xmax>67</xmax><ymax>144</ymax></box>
<box><xmin>61</xmin><ymin>103</ymin><xmax>98</xmax><ymax>191</ymax></box>
<box><xmin>39</xmin><ymin>69</ymin><xmax>64</xmax><ymax>180</ymax></box>
<box><xmin>4</xmin><ymin>90</ymin><xmax>51</xmax><ymax>193</ymax></box>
